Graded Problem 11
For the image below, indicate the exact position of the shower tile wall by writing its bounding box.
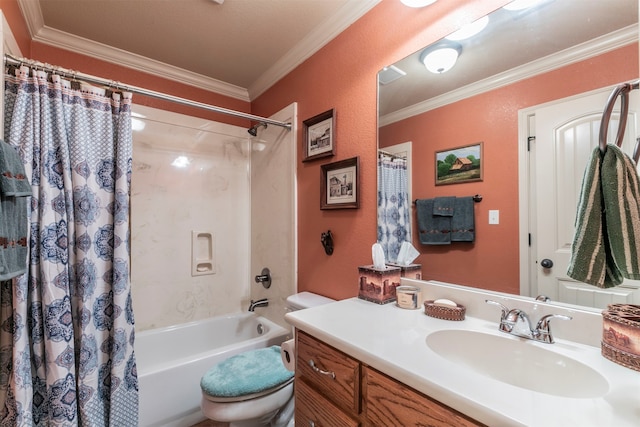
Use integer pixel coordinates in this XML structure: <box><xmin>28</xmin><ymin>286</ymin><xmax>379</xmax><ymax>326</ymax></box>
<box><xmin>131</xmin><ymin>106</ymin><xmax>251</xmax><ymax>331</ymax></box>
<box><xmin>250</xmin><ymin>104</ymin><xmax>297</xmax><ymax>331</ymax></box>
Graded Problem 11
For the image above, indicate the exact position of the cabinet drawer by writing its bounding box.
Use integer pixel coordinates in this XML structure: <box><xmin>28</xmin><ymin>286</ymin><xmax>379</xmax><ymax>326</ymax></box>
<box><xmin>296</xmin><ymin>331</ymin><xmax>360</xmax><ymax>415</ymax></box>
<box><xmin>363</xmin><ymin>366</ymin><xmax>485</xmax><ymax>427</ymax></box>
<box><xmin>295</xmin><ymin>379</ymin><xmax>360</xmax><ymax>427</ymax></box>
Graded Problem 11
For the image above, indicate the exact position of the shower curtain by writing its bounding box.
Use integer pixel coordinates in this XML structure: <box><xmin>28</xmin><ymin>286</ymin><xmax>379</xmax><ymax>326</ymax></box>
<box><xmin>377</xmin><ymin>153</ymin><xmax>410</xmax><ymax>263</ymax></box>
<box><xmin>0</xmin><ymin>66</ymin><xmax>137</xmax><ymax>426</ymax></box>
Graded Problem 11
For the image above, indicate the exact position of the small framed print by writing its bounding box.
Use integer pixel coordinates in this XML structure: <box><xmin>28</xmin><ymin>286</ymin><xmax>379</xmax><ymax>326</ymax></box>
<box><xmin>435</xmin><ymin>142</ymin><xmax>483</xmax><ymax>186</ymax></box>
<box><xmin>303</xmin><ymin>109</ymin><xmax>335</xmax><ymax>162</ymax></box>
<box><xmin>320</xmin><ymin>157</ymin><xmax>359</xmax><ymax>210</ymax></box>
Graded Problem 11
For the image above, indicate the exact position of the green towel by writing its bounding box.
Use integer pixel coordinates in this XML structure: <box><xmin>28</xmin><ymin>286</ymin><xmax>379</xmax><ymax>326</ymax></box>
<box><xmin>567</xmin><ymin>144</ymin><xmax>640</xmax><ymax>288</ymax></box>
<box><xmin>601</xmin><ymin>144</ymin><xmax>640</xmax><ymax>280</ymax></box>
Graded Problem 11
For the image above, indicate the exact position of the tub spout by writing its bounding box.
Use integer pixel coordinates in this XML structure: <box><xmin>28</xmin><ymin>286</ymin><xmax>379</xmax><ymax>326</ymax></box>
<box><xmin>249</xmin><ymin>298</ymin><xmax>269</xmax><ymax>312</ymax></box>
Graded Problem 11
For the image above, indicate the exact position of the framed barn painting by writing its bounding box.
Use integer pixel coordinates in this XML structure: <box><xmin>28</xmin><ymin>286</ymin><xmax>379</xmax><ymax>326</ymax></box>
<box><xmin>435</xmin><ymin>142</ymin><xmax>483</xmax><ymax>186</ymax></box>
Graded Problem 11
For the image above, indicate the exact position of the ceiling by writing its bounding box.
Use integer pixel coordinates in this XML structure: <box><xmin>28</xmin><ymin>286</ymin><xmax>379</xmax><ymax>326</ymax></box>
<box><xmin>17</xmin><ymin>0</ymin><xmax>380</xmax><ymax>101</ymax></box>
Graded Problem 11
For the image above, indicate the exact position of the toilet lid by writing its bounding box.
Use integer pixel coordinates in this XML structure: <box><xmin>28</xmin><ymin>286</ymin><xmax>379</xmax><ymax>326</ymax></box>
<box><xmin>200</xmin><ymin>345</ymin><xmax>294</xmax><ymax>399</ymax></box>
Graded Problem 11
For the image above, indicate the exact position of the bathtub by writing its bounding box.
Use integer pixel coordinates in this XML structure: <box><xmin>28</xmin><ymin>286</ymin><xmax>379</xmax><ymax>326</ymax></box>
<box><xmin>136</xmin><ymin>313</ymin><xmax>290</xmax><ymax>427</ymax></box>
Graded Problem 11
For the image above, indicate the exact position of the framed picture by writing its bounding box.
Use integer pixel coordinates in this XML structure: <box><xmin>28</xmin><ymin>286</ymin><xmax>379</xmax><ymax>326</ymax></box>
<box><xmin>303</xmin><ymin>109</ymin><xmax>335</xmax><ymax>162</ymax></box>
<box><xmin>435</xmin><ymin>142</ymin><xmax>483</xmax><ymax>186</ymax></box>
<box><xmin>321</xmin><ymin>157</ymin><xmax>359</xmax><ymax>210</ymax></box>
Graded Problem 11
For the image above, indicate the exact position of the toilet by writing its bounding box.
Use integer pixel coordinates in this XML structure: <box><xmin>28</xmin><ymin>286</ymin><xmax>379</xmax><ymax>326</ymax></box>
<box><xmin>200</xmin><ymin>292</ymin><xmax>334</xmax><ymax>427</ymax></box>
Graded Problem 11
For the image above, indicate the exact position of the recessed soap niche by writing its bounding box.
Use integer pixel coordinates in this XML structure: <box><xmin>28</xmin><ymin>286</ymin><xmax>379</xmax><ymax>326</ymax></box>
<box><xmin>192</xmin><ymin>231</ymin><xmax>215</xmax><ymax>276</ymax></box>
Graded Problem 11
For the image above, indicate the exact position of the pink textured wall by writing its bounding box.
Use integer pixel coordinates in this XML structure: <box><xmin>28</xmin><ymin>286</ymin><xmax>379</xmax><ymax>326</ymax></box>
<box><xmin>252</xmin><ymin>0</ymin><xmax>508</xmax><ymax>300</ymax></box>
<box><xmin>0</xmin><ymin>0</ymin><xmax>31</xmax><ymax>55</ymax></box>
<box><xmin>379</xmin><ymin>44</ymin><xmax>638</xmax><ymax>295</ymax></box>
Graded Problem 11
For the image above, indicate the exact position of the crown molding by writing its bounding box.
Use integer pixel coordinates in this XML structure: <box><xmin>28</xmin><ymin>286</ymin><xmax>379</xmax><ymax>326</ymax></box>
<box><xmin>34</xmin><ymin>26</ymin><xmax>251</xmax><ymax>101</ymax></box>
<box><xmin>248</xmin><ymin>0</ymin><xmax>381</xmax><ymax>100</ymax></box>
<box><xmin>16</xmin><ymin>0</ymin><xmax>43</xmax><ymax>39</ymax></box>
<box><xmin>379</xmin><ymin>25</ymin><xmax>638</xmax><ymax>127</ymax></box>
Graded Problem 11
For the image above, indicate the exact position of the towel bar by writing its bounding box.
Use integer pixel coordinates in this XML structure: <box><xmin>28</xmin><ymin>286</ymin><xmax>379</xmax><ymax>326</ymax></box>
<box><xmin>413</xmin><ymin>194</ymin><xmax>482</xmax><ymax>204</ymax></box>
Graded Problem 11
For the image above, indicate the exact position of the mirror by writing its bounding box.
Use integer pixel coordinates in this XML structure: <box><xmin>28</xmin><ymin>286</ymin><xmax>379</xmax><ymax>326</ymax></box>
<box><xmin>377</xmin><ymin>0</ymin><xmax>639</xmax><ymax>309</ymax></box>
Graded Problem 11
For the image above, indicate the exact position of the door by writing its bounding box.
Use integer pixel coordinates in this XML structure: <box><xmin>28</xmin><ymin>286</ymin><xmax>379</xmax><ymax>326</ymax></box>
<box><xmin>531</xmin><ymin>88</ymin><xmax>640</xmax><ymax>308</ymax></box>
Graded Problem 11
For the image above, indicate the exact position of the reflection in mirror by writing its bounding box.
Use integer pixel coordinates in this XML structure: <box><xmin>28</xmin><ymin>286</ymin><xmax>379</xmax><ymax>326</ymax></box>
<box><xmin>377</xmin><ymin>142</ymin><xmax>412</xmax><ymax>263</ymax></box>
<box><xmin>377</xmin><ymin>0</ymin><xmax>639</xmax><ymax>310</ymax></box>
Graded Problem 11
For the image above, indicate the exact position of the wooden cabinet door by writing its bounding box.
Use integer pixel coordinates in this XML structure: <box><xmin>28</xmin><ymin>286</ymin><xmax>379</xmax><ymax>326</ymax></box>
<box><xmin>295</xmin><ymin>379</ymin><xmax>360</xmax><ymax>427</ymax></box>
<box><xmin>363</xmin><ymin>366</ymin><xmax>485</xmax><ymax>427</ymax></box>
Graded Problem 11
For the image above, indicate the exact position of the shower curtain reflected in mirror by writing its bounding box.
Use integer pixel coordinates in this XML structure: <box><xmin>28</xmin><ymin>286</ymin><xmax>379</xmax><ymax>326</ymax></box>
<box><xmin>1</xmin><ymin>67</ymin><xmax>138</xmax><ymax>426</ymax></box>
<box><xmin>377</xmin><ymin>153</ymin><xmax>410</xmax><ymax>263</ymax></box>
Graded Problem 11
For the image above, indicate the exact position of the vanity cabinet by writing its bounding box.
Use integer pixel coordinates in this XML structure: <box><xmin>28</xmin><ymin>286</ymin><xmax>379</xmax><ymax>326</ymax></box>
<box><xmin>295</xmin><ymin>331</ymin><xmax>485</xmax><ymax>427</ymax></box>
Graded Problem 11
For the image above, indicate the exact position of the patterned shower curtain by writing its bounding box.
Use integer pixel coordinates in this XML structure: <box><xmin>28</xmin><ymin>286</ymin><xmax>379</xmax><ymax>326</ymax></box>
<box><xmin>377</xmin><ymin>153</ymin><xmax>410</xmax><ymax>263</ymax></box>
<box><xmin>0</xmin><ymin>66</ymin><xmax>137</xmax><ymax>426</ymax></box>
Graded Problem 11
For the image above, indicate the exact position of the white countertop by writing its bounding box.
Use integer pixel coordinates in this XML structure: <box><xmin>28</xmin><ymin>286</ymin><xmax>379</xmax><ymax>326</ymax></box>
<box><xmin>285</xmin><ymin>292</ymin><xmax>640</xmax><ymax>427</ymax></box>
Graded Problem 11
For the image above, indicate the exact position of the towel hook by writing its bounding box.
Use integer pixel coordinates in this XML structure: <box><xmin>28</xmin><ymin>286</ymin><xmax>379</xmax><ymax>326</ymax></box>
<box><xmin>321</xmin><ymin>230</ymin><xmax>334</xmax><ymax>255</ymax></box>
<box><xmin>598</xmin><ymin>80</ymin><xmax>640</xmax><ymax>163</ymax></box>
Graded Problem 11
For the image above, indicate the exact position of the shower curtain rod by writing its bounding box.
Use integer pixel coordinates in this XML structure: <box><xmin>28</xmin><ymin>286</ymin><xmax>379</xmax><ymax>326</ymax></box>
<box><xmin>3</xmin><ymin>53</ymin><xmax>292</xmax><ymax>130</ymax></box>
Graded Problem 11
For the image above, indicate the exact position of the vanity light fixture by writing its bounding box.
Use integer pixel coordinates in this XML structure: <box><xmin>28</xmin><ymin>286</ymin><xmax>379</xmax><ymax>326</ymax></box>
<box><xmin>446</xmin><ymin>15</ymin><xmax>490</xmax><ymax>41</ymax></box>
<box><xmin>400</xmin><ymin>0</ymin><xmax>437</xmax><ymax>8</ymax></box>
<box><xmin>420</xmin><ymin>42</ymin><xmax>462</xmax><ymax>74</ymax></box>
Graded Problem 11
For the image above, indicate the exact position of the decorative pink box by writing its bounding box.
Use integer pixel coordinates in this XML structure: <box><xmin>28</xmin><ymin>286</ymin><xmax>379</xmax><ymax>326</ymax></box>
<box><xmin>357</xmin><ymin>265</ymin><xmax>401</xmax><ymax>304</ymax></box>
<box><xmin>386</xmin><ymin>263</ymin><xmax>422</xmax><ymax>280</ymax></box>
<box><xmin>601</xmin><ymin>304</ymin><xmax>640</xmax><ymax>372</ymax></box>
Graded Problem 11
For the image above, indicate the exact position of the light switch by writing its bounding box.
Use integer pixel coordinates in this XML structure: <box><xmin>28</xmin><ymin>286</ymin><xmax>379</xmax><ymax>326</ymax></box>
<box><xmin>489</xmin><ymin>210</ymin><xmax>499</xmax><ymax>225</ymax></box>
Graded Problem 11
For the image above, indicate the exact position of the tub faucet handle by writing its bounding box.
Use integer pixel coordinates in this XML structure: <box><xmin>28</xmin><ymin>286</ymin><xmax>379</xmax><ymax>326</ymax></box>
<box><xmin>254</xmin><ymin>268</ymin><xmax>272</xmax><ymax>289</ymax></box>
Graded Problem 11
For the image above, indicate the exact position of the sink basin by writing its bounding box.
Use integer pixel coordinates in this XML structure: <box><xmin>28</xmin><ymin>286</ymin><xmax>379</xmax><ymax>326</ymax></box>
<box><xmin>426</xmin><ymin>329</ymin><xmax>609</xmax><ymax>398</ymax></box>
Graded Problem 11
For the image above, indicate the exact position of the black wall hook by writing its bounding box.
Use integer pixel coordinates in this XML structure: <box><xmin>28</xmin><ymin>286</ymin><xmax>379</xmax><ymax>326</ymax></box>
<box><xmin>321</xmin><ymin>230</ymin><xmax>334</xmax><ymax>255</ymax></box>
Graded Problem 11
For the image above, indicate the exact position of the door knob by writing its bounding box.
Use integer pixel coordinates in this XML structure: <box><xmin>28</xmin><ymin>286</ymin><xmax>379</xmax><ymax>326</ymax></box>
<box><xmin>540</xmin><ymin>259</ymin><xmax>554</xmax><ymax>268</ymax></box>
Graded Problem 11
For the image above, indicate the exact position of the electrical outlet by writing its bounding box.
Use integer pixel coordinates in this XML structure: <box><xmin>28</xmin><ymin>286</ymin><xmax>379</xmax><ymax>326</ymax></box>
<box><xmin>489</xmin><ymin>210</ymin><xmax>499</xmax><ymax>225</ymax></box>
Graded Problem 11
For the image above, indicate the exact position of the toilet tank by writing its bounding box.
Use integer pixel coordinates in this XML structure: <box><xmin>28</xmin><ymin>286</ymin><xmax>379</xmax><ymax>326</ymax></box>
<box><xmin>286</xmin><ymin>292</ymin><xmax>334</xmax><ymax>311</ymax></box>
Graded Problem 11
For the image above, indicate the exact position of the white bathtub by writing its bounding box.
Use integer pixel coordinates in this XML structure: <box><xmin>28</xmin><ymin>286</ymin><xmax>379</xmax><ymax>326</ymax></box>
<box><xmin>136</xmin><ymin>313</ymin><xmax>290</xmax><ymax>427</ymax></box>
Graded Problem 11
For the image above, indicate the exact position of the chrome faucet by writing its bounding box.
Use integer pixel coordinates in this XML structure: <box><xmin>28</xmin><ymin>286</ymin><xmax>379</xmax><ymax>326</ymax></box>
<box><xmin>485</xmin><ymin>300</ymin><xmax>571</xmax><ymax>344</ymax></box>
<box><xmin>248</xmin><ymin>298</ymin><xmax>269</xmax><ymax>312</ymax></box>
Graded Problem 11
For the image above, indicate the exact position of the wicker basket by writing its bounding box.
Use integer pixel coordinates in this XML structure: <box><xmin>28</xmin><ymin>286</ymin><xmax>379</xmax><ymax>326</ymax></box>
<box><xmin>424</xmin><ymin>300</ymin><xmax>466</xmax><ymax>321</ymax></box>
<box><xmin>601</xmin><ymin>304</ymin><xmax>640</xmax><ymax>372</ymax></box>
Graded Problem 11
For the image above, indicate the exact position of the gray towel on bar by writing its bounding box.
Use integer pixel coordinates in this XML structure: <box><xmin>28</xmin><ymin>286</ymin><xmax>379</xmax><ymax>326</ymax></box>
<box><xmin>0</xmin><ymin>140</ymin><xmax>31</xmax><ymax>281</ymax></box>
<box><xmin>433</xmin><ymin>196</ymin><xmax>455</xmax><ymax>217</ymax></box>
<box><xmin>451</xmin><ymin>197</ymin><xmax>475</xmax><ymax>242</ymax></box>
<box><xmin>416</xmin><ymin>198</ymin><xmax>451</xmax><ymax>245</ymax></box>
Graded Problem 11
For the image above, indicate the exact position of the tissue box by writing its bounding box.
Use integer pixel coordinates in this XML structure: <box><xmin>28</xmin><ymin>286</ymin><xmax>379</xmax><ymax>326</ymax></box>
<box><xmin>386</xmin><ymin>263</ymin><xmax>422</xmax><ymax>280</ymax></box>
<box><xmin>358</xmin><ymin>265</ymin><xmax>401</xmax><ymax>304</ymax></box>
<box><xmin>601</xmin><ymin>304</ymin><xmax>640</xmax><ymax>372</ymax></box>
